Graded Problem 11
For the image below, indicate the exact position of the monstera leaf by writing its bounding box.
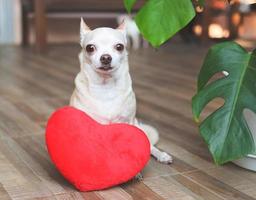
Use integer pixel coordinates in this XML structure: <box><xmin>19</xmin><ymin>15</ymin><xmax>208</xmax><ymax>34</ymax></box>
<box><xmin>124</xmin><ymin>0</ymin><xmax>137</xmax><ymax>13</ymax></box>
<box><xmin>198</xmin><ymin>0</ymin><xmax>205</xmax><ymax>7</ymax></box>
<box><xmin>197</xmin><ymin>0</ymin><xmax>231</xmax><ymax>7</ymax></box>
<box><xmin>124</xmin><ymin>0</ymin><xmax>195</xmax><ymax>47</ymax></box>
<box><xmin>192</xmin><ymin>42</ymin><xmax>256</xmax><ymax>165</ymax></box>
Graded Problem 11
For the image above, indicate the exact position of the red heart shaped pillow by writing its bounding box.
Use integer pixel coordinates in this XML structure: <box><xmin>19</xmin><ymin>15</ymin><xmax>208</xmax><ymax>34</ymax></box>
<box><xmin>45</xmin><ymin>106</ymin><xmax>150</xmax><ymax>191</ymax></box>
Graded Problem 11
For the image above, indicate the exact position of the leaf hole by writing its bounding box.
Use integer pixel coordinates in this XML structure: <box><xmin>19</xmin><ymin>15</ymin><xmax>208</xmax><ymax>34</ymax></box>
<box><xmin>206</xmin><ymin>71</ymin><xmax>229</xmax><ymax>87</ymax></box>
<box><xmin>243</xmin><ymin>109</ymin><xmax>256</xmax><ymax>144</ymax></box>
<box><xmin>199</xmin><ymin>97</ymin><xmax>225</xmax><ymax>122</ymax></box>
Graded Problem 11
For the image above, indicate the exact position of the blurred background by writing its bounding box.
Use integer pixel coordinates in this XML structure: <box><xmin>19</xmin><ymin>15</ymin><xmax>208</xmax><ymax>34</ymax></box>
<box><xmin>0</xmin><ymin>0</ymin><xmax>256</xmax><ymax>50</ymax></box>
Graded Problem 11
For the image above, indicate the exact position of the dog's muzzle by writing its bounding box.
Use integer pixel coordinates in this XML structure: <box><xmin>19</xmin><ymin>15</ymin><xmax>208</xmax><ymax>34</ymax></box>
<box><xmin>100</xmin><ymin>54</ymin><xmax>112</xmax><ymax>65</ymax></box>
<box><xmin>98</xmin><ymin>65</ymin><xmax>113</xmax><ymax>71</ymax></box>
<box><xmin>99</xmin><ymin>54</ymin><xmax>113</xmax><ymax>71</ymax></box>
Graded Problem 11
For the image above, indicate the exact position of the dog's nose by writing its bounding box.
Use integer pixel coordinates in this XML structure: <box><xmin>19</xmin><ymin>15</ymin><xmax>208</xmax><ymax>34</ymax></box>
<box><xmin>100</xmin><ymin>54</ymin><xmax>112</xmax><ymax>65</ymax></box>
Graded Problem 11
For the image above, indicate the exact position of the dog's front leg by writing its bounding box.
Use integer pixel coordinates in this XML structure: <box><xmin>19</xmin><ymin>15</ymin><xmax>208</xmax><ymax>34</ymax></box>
<box><xmin>151</xmin><ymin>145</ymin><xmax>173</xmax><ymax>164</ymax></box>
<box><xmin>134</xmin><ymin>173</ymin><xmax>143</xmax><ymax>181</ymax></box>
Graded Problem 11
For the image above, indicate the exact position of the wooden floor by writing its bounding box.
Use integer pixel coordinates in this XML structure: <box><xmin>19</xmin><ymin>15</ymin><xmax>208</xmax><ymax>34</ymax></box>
<box><xmin>0</xmin><ymin>43</ymin><xmax>256</xmax><ymax>200</ymax></box>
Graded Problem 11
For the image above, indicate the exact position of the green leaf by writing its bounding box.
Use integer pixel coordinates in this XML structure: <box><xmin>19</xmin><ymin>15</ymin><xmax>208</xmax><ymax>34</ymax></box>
<box><xmin>196</xmin><ymin>0</ymin><xmax>231</xmax><ymax>8</ymax></box>
<box><xmin>197</xmin><ymin>0</ymin><xmax>231</xmax><ymax>7</ymax></box>
<box><xmin>135</xmin><ymin>0</ymin><xmax>195</xmax><ymax>47</ymax></box>
<box><xmin>192</xmin><ymin>42</ymin><xmax>256</xmax><ymax>165</ymax></box>
<box><xmin>198</xmin><ymin>0</ymin><xmax>204</xmax><ymax>7</ymax></box>
<box><xmin>124</xmin><ymin>0</ymin><xmax>137</xmax><ymax>13</ymax></box>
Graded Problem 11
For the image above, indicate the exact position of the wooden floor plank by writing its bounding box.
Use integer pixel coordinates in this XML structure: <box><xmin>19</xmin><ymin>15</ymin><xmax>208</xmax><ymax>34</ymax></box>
<box><xmin>172</xmin><ymin>174</ymin><xmax>225</xmax><ymax>200</ymax></box>
<box><xmin>143</xmin><ymin>176</ymin><xmax>198</xmax><ymax>200</ymax></box>
<box><xmin>0</xmin><ymin>183</ymin><xmax>11</xmax><ymax>200</ymax></box>
<box><xmin>80</xmin><ymin>191</ymin><xmax>103</xmax><ymax>200</ymax></box>
<box><xmin>184</xmin><ymin>171</ymin><xmax>256</xmax><ymax>200</ymax></box>
<box><xmin>121</xmin><ymin>181</ymin><xmax>164</xmax><ymax>200</ymax></box>
<box><xmin>141</xmin><ymin>159</ymin><xmax>177</xmax><ymax>179</ymax></box>
<box><xmin>203</xmin><ymin>167</ymin><xmax>256</xmax><ymax>198</ymax></box>
<box><xmin>96</xmin><ymin>187</ymin><xmax>133</xmax><ymax>200</ymax></box>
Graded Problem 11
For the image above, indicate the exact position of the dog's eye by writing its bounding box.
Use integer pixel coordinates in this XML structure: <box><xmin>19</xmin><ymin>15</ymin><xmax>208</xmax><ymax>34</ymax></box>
<box><xmin>85</xmin><ymin>44</ymin><xmax>96</xmax><ymax>53</ymax></box>
<box><xmin>115</xmin><ymin>44</ymin><xmax>124</xmax><ymax>52</ymax></box>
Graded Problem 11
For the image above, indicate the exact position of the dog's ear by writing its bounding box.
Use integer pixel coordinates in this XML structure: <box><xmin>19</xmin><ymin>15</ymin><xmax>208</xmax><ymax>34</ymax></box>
<box><xmin>116</xmin><ymin>20</ymin><xmax>127</xmax><ymax>43</ymax></box>
<box><xmin>117</xmin><ymin>20</ymin><xmax>126</xmax><ymax>31</ymax></box>
<box><xmin>117</xmin><ymin>20</ymin><xmax>127</xmax><ymax>35</ymax></box>
<box><xmin>80</xmin><ymin>18</ymin><xmax>91</xmax><ymax>46</ymax></box>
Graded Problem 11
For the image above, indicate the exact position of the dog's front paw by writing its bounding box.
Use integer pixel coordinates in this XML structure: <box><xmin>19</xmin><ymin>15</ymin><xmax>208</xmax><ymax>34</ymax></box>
<box><xmin>134</xmin><ymin>173</ymin><xmax>143</xmax><ymax>181</ymax></box>
<box><xmin>157</xmin><ymin>152</ymin><xmax>173</xmax><ymax>164</ymax></box>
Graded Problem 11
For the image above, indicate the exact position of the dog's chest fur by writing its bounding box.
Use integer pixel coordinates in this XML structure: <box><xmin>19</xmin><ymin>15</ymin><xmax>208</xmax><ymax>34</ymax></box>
<box><xmin>70</xmin><ymin>72</ymin><xmax>136</xmax><ymax>124</ymax></box>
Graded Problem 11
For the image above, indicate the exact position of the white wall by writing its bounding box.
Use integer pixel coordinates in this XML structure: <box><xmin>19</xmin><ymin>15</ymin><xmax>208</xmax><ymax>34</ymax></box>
<box><xmin>0</xmin><ymin>0</ymin><xmax>21</xmax><ymax>44</ymax></box>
